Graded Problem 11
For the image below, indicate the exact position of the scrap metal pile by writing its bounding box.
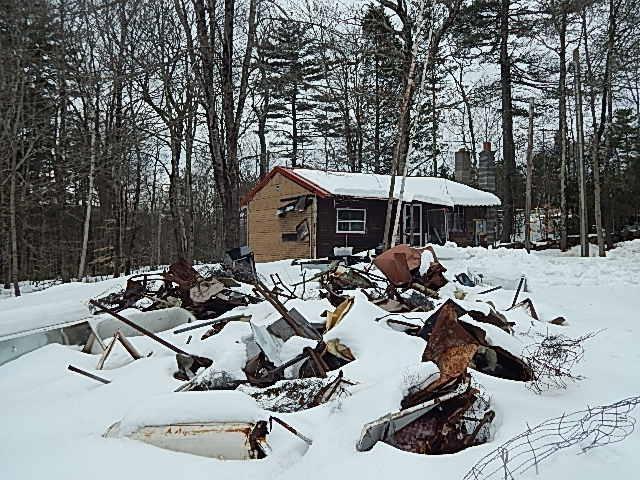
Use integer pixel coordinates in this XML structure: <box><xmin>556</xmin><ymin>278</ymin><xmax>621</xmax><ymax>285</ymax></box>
<box><xmin>68</xmin><ymin>244</ymin><xmax>582</xmax><ymax>461</ymax></box>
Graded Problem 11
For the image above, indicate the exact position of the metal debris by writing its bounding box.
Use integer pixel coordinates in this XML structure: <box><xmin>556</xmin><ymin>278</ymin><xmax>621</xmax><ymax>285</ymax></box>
<box><xmin>67</xmin><ymin>364</ymin><xmax>111</xmax><ymax>385</ymax></box>
<box><xmin>89</xmin><ymin>300</ymin><xmax>213</xmax><ymax>380</ymax></box>
<box><xmin>357</xmin><ymin>377</ymin><xmax>494</xmax><ymax>455</ymax></box>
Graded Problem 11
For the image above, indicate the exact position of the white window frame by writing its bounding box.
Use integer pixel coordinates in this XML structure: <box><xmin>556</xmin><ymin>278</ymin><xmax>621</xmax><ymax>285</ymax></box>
<box><xmin>336</xmin><ymin>208</ymin><xmax>367</xmax><ymax>234</ymax></box>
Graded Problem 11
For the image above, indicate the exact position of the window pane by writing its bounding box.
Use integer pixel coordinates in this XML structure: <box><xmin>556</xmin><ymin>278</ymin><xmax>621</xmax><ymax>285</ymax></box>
<box><xmin>351</xmin><ymin>221</ymin><xmax>365</xmax><ymax>232</ymax></box>
<box><xmin>337</xmin><ymin>221</ymin><xmax>351</xmax><ymax>231</ymax></box>
<box><xmin>338</xmin><ymin>209</ymin><xmax>365</xmax><ymax>221</ymax></box>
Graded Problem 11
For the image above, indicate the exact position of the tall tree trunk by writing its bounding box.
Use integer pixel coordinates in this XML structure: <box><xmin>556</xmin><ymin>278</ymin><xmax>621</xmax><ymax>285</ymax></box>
<box><xmin>431</xmin><ymin>69</ymin><xmax>438</xmax><ymax>175</ymax></box>
<box><xmin>558</xmin><ymin>8</ymin><xmax>568</xmax><ymax>251</ymax></box>
<box><xmin>292</xmin><ymin>88</ymin><xmax>298</xmax><ymax>167</ymax></box>
<box><xmin>499</xmin><ymin>0</ymin><xmax>515</xmax><ymax>243</ymax></box>
<box><xmin>374</xmin><ymin>55</ymin><xmax>381</xmax><ymax>173</ymax></box>
<box><xmin>382</xmin><ymin>36</ymin><xmax>421</xmax><ymax>249</ymax></box>
<box><xmin>78</xmin><ymin>102</ymin><xmax>96</xmax><ymax>280</ymax></box>
<box><xmin>169</xmin><ymin>129</ymin><xmax>188</xmax><ymax>260</ymax></box>
<box><xmin>10</xmin><ymin>140</ymin><xmax>20</xmax><ymax>297</ymax></box>
<box><xmin>525</xmin><ymin>99</ymin><xmax>534</xmax><ymax>253</ymax></box>
<box><xmin>573</xmin><ymin>48</ymin><xmax>589</xmax><ymax>256</ymax></box>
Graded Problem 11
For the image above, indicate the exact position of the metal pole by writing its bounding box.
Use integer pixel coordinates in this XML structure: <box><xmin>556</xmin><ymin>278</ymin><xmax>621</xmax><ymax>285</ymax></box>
<box><xmin>89</xmin><ymin>299</ymin><xmax>194</xmax><ymax>357</ymax></box>
<box><xmin>68</xmin><ymin>364</ymin><xmax>111</xmax><ymax>384</ymax></box>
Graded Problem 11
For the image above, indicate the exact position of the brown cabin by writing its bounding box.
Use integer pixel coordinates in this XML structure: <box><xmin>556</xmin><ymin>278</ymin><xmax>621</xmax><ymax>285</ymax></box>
<box><xmin>241</xmin><ymin>167</ymin><xmax>501</xmax><ymax>262</ymax></box>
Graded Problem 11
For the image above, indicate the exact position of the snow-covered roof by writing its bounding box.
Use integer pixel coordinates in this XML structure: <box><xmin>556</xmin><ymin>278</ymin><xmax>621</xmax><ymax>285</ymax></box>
<box><xmin>290</xmin><ymin>168</ymin><xmax>501</xmax><ymax>207</ymax></box>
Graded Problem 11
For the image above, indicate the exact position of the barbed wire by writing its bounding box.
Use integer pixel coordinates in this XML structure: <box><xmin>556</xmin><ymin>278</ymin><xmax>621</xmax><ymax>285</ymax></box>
<box><xmin>463</xmin><ymin>395</ymin><xmax>640</xmax><ymax>480</ymax></box>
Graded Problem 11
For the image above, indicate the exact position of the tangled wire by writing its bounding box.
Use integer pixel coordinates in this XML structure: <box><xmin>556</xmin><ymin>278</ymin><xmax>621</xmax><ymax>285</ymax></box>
<box><xmin>463</xmin><ymin>395</ymin><xmax>640</xmax><ymax>480</ymax></box>
<box><xmin>523</xmin><ymin>331</ymin><xmax>599</xmax><ymax>394</ymax></box>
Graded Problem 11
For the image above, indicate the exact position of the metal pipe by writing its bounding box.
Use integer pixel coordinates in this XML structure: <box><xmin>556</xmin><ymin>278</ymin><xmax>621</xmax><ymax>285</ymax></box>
<box><xmin>68</xmin><ymin>364</ymin><xmax>111</xmax><ymax>384</ymax></box>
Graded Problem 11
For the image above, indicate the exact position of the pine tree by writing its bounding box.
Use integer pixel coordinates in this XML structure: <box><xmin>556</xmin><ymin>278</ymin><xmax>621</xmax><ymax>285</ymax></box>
<box><xmin>260</xmin><ymin>19</ymin><xmax>323</xmax><ymax>167</ymax></box>
<box><xmin>360</xmin><ymin>5</ymin><xmax>403</xmax><ymax>173</ymax></box>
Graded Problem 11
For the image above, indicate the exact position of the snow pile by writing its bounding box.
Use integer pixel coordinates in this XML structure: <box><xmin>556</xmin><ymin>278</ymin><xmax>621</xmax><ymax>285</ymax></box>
<box><xmin>435</xmin><ymin>239</ymin><xmax>640</xmax><ymax>291</ymax></box>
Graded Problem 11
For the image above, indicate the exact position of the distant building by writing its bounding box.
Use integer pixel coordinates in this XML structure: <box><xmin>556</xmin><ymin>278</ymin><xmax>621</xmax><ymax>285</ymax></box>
<box><xmin>241</xmin><ymin>167</ymin><xmax>501</xmax><ymax>262</ymax></box>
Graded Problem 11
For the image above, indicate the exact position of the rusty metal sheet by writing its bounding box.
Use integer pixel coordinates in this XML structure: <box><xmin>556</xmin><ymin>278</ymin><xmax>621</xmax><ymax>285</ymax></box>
<box><xmin>422</xmin><ymin>262</ymin><xmax>448</xmax><ymax>290</ymax></box>
<box><xmin>422</xmin><ymin>302</ymin><xmax>479</xmax><ymax>367</ymax></box>
<box><xmin>165</xmin><ymin>259</ymin><xmax>201</xmax><ymax>290</ymax></box>
<box><xmin>374</xmin><ymin>250</ymin><xmax>414</xmax><ymax>286</ymax></box>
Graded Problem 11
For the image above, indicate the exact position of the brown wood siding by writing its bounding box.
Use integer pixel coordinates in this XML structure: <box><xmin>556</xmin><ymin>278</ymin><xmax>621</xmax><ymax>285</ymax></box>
<box><xmin>247</xmin><ymin>172</ymin><xmax>315</xmax><ymax>262</ymax></box>
<box><xmin>316</xmin><ymin>197</ymin><xmax>395</xmax><ymax>257</ymax></box>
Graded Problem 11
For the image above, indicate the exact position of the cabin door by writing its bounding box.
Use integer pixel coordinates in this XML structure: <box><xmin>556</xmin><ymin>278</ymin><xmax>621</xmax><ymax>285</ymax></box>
<box><xmin>403</xmin><ymin>203</ymin><xmax>423</xmax><ymax>246</ymax></box>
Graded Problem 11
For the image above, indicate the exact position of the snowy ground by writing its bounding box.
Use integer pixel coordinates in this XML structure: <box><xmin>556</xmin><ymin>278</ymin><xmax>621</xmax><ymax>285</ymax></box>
<box><xmin>1</xmin><ymin>242</ymin><xmax>639</xmax><ymax>480</ymax></box>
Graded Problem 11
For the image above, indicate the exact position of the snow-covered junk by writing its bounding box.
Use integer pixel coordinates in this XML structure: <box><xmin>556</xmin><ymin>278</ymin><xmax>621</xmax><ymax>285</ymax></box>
<box><xmin>54</xmin><ymin>241</ymin><xmax>627</xmax><ymax>467</ymax></box>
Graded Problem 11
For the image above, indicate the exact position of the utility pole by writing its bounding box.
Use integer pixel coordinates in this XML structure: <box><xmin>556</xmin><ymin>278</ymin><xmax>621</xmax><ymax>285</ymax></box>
<box><xmin>525</xmin><ymin>99</ymin><xmax>534</xmax><ymax>253</ymax></box>
<box><xmin>573</xmin><ymin>48</ymin><xmax>588</xmax><ymax>257</ymax></box>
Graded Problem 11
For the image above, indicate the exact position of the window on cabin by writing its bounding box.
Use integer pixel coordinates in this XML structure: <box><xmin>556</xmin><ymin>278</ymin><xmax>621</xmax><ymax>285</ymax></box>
<box><xmin>336</xmin><ymin>208</ymin><xmax>366</xmax><ymax>233</ymax></box>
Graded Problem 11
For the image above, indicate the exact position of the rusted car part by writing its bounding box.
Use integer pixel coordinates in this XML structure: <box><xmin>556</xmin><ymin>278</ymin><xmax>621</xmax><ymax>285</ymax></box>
<box><xmin>165</xmin><ymin>258</ymin><xmax>201</xmax><ymax>289</ymax></box>
<box><xmin>421</xmin><ymin>262</ymin><xmax>448</xmax><ymax>290</ymax></box>
<box><xmin>374</xmin><ymin>244</ymin><xmax>426</xmax><ymax>285</ymax></box>
<box><xmin>374</xmin><ymin>244</ymin><xmax>444</xmax><ymax>290</ymax></box>
<box><xmin>393</xmin><ymin>387</ymin><xmax>494</xmax><ymax>454</ymax></box>
<box><xmin>418</xmin><ymin>299</ymin><xmax>512</xmax><ymax>337</ymax></box>
<box><xmin>357</xmin><ymin>380</ymin><xmax>494</xmax><ymax>454</ymax></box>
<box><xmin>418</xmin><ymin>300</ymin><xmax>532</xmax><ymax>382</ymax></box>
<box><xmin>67</xmin><ymin>364</ymin><xmax>111</xmax><ymax>385</ymax></box>
<box><xmin>422</xmin><ymin>302</ymin><xmax>479</xmax><ymax>389</ymax></box>
<box><xmin>105</xmin><ymin>420</ymin><xmax>269</xmax><ymax>460</ymax></box>
<box><xmin>89</xmin><ymin>300</ymin><xmax>213</xmax><ymax>380</ymax></box>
